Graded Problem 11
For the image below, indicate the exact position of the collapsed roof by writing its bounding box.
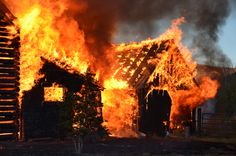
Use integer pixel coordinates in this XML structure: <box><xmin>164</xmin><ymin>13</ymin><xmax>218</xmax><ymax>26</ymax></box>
<box><xmin>114</xmin><ymin>39</ymin><xmax>196</xmax><ymax>90</ymax></box>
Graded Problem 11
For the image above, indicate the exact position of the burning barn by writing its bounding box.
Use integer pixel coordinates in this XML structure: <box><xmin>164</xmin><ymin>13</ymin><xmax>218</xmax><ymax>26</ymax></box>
<box><xmin>113</xmin><ymin>39</ymin><xmax>197</xmax><ymax>136</ymax></box>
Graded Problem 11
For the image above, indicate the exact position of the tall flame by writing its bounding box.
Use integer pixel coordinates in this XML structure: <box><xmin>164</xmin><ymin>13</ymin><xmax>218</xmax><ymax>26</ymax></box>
<box><xmin>102</xmin><ymin>78</ymin><xmax>138</xmax><ymax>137</ymax></box>
<box><xmin>6</xmin><ymin>0</ymin><xmax>90</xmax><ymax>103</ymax></box>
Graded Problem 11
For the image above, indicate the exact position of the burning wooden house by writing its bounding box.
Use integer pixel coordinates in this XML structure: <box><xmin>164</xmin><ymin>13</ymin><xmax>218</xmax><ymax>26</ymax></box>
<box><xmin>22</xmin><ymin>58</ymin><xmax>103</xmax><ymax>140</ymax></box>
<box><xmin>0</xmin><ymin>1</ymin><xmax>104</xmax><ymax>141</ymax></box>
<box><xmin>0</xmin><ymin>1</ymin><xmax>20</xmax><ymax>140</ymax></box>
<box><xmin>114</xmin><ymin>39</ymin><xmax>197</xmax><ymax>136</ymax></box>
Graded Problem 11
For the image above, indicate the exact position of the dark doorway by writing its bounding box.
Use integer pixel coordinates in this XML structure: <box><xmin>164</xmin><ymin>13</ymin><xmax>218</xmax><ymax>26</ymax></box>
<box><xmin>140</xmin><ymin>89</ymin><xmax>172</xmax><ymax>136</ymax></box>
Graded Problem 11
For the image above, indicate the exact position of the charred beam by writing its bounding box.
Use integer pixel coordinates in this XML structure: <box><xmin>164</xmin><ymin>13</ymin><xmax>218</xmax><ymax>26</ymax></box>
<box><xmin>0</xmin><ymin>60</ymin><xmax>19</xmax><ymax>66</ymax></box>
<box><xmin>0</xmin><ymin>72</ymin><xmax>19</xmax><ymax>77</ymax></box>
<box><xmin>0</xmin><ymin>68</ymin><xmax>19</xmax><ymax>74</ymax></box>
<box><xmin>0</xmin><ymin>78</ymin><xmax>19</xmax><ymax>84</ymax></box>
<box><xmin>0</xmin><ymin>53</ymin><xmax>19</xmax><ymax>58</ymax></box>
<box><xmin>0</xmin><ymin>47</ymin><xmax>15</xmax><ymax>51</ymax></box>
<box><xmin>0</xmin><ymin>112</ymin><xmax>17</xmax><ymax>121</ymax></box>
<box><xmin>0</xmin><ymin>100</ymin><xmax>18</xmax><ymax>105</ymax></box>
<box><xmin>0</xmin><ymin>63</ymin><xmax>20</xmax><ymax>68</ymax></box>
<box><xmin>0</xmin><ymin>124</ymin><xmax>18</xmax><ymax>133</ymax></box>
<box><xmin>0</xmin><ymin>89</ymin><xmax>19</xmax><ymax>94</ymax></box>
<box><xmin>0</xmin><ymin>83</ymin><xmax>19</xmax><ymax>88</ymax></box>
<box><xmin>127</xmin><ymin>40</ymin><xmax>171</xmax><ymax>87</ymax></box>
<box><xmin>0</xmin><ymin>105</ymin><xmax>17</xmax><ymax>111</ymax></box>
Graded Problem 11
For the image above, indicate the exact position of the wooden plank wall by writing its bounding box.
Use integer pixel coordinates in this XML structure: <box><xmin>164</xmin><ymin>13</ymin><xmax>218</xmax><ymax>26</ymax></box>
<box><xmin>0</xmin><ymin>5</ymin><xmax>20</xmax><ymax>140</ymax></box>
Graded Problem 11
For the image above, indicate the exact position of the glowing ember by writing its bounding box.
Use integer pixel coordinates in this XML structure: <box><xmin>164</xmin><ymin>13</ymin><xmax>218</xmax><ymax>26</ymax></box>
<box><xmin>44</xmin><ymin>83</ymin><xmax>64</xmax><ymax>102</ymax></box>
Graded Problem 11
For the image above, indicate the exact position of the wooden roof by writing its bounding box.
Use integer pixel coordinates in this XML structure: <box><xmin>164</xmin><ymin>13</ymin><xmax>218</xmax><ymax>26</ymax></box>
<box><xmin>114</xmin><ymin>39</ymin><xmax>195</xmax><ymax>89</ymax></box>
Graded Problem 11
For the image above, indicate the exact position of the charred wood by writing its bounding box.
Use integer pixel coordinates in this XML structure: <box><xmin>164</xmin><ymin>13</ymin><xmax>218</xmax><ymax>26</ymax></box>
<box><xmin>0</xmin><ymin>107</ymin><xmax>17</xmax><ymax>111</ymax></box>
<box><xmin>0</xmin><ymin>78</ymin><xmax>19</xmax><ymax>83</ymax></box>
<box><xmin>0</xmin><ymin>124</ymin><xmax>18</xmax><ymax>133</ymax></box>
<box><xmin>0</xmin><ymin>68</ymin><xmax>19</xmax><ymax>74</ymax></box>
<box><xmin>0</xmin><ymin>53</ymin><xmax>19</xmax><ymax>58</ymax></box>
<box><xmin>0</xmin><ymin>101</ymin><xmax>18</xmax><ymax>106</ymax></box>
<box><xmin>0</xmin><ymin>59</ymin><xmax>19</xmax><ymax>66</ymax></box>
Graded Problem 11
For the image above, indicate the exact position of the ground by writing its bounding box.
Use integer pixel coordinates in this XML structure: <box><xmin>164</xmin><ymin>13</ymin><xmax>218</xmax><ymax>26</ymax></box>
<box><xmin>0</xmin><ymin>136</ymin><xmax>236</xmax><ymax>156</ymax></box>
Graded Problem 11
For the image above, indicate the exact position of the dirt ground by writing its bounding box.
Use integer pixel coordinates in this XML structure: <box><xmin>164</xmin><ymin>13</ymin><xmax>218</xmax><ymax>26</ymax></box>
<box><xmin>0</xmin><ymin>136</ymin><xmax>236</xmax><ymax>156</ymax></box>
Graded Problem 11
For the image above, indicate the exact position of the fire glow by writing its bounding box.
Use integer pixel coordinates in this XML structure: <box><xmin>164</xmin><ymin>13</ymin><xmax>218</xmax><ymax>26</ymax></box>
<box><xmin>4</xmin><ymin>0</ymin><xmax>219</xmax><ymax>137</ymax></box>
<box><xmin>44</xmin><ymin>83</ymin><xmax>64</xmax><ymax>102</ymax></box>
<box><xmin>102</xmin><ymin>78</ymin><xmax>138</xmax><ymax>137</ymax></box>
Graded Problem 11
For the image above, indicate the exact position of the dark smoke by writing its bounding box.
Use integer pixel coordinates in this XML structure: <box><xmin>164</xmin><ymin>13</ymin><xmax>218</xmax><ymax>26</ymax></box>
<box><xmin>65</xmin><ymin>0</ymin><xmax>118</xmax><ymax>79</ymax></box>
<box><xmin>230</xmin><ymin>0</ymin><xmax>236</xmax><ymax>9</ymax></box>
<box><xmin>187</xmin><ymin>1</ymin><xmax>231</xmax><ymax>67</ymax></box>
<box><xmin>70</xmin><ymin>0</ymin><xmax>233</xmax><ymax>72</ymax></box>
<box><xmin>116</xmin><ymin>0</ymin><xmax>232</xmax><ymax>67</ymax></box>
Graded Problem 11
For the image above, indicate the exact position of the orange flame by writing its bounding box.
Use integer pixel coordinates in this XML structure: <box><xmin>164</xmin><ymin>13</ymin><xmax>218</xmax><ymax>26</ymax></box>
<box><xmin>170</xmin><ymin>76</ymin><xmax>219</xmax><ymax>124</ymax></box>
<box><xmin>44</xmin><ymin>83</ymin><xmax>64</xmax><ymax>102</ymax></box>
<box><xmin>5</xmin><ymin>0</ymin><xmax>90</xmax><ymax>104</ymax></box>
<box><xmin>102</xmin><ymin>78</ymin><xmax>138</xmax><ymax>137</ymax></box>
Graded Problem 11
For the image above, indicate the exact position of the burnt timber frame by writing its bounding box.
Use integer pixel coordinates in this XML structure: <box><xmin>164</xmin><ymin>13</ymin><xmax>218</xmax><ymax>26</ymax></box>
<box><xmin>115</xmin><ymin>39</ymin><xmax>196</xmax><ymax>136</ymax></box>
<box><xmin>0</xmin><ymin>0</ymin><xmax>20</xmax><ymax>141</ymax></box>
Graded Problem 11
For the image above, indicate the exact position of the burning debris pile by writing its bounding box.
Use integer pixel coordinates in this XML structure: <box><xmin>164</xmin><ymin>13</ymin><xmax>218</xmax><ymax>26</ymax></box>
<box><xmin>0</xmin><ymin>0</ymin><xmax>224</xmax><ymax>140</ymax></box>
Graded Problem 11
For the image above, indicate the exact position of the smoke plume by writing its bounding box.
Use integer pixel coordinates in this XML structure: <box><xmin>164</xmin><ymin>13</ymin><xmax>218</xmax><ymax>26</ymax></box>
<box><xmin>70</xmin><ymin>0</ymin><xmax>233</xmax><ymax>67</ymax></box>
<box><xmin>5</xmin><ymin>0</ymin><xmax>233</xmax><ymax>75</ymax></box>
